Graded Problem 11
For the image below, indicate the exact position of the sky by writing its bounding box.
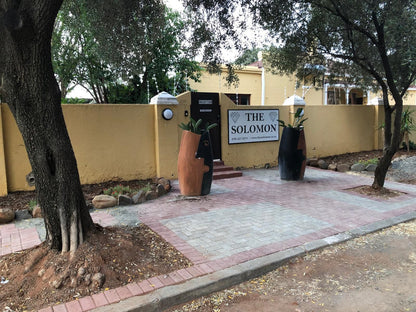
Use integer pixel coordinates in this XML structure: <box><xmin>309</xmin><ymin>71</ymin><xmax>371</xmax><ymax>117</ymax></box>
<box><xmin>164</xmin><ymin>0</ymin><xmax>184</xmax><ymax>11</ymax></box>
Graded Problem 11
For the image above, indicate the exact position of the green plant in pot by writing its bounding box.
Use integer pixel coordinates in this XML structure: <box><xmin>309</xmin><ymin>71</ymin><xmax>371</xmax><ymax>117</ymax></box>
<box><xmin>379</xmin><ymin>107</ymin><xmax>416</xmax><ymax>152</ymax></box>
<box><xmin>278</xmin><ymin>107</ymin><xmax>308</xmax><ymax>129</ymax></box>
<box><xmin>278</xmin><ymin>108</ymin><xmax>308</xmax><ymax>180</ymax></box>
<box><xmin>178</xmin><ymin>118</ymin><xmax>217</xmax><ymax>196</ymax></box>
<box><xmin>401</xmin><ymin>108</ymin><xmax>416</xmax><ymax>152</ymax></box>
<box><xmin>179</xmin><ymin>118</ymin><xmax>217</xmax><ymax>134</ymax></box>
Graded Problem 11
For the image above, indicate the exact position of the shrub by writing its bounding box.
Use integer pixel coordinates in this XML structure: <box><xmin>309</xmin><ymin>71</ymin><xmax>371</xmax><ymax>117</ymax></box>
<box><xmin>28</xmin><ymin>199</ymin><xmax>37</xmax><ymax>212</ymax></box>
<box><xmin>358</xmin><ymin>158</ymin><xmax>379</xmax><ymax>166</ymax></box>
<box><xmin>103</xmin><ymin>183</ymin><xmax>152</xmax><ymax>198</ymax></box>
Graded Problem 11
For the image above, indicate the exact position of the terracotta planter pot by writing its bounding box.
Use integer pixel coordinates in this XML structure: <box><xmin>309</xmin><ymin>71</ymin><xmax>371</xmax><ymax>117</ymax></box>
<box><xmin>178</xmin><ymin>130</ymin><xmax>209</xmax><ymax>196</ymax></box>
<box><xmin>278</xmin><ymin>127</ymin><xmax>306</xmax><ymax>180</ymax></box>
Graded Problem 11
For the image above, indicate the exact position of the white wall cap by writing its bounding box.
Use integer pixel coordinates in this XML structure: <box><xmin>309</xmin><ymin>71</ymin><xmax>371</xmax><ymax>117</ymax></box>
<box><xmin>150</xmin><ymin>91</ymin><xmax>179</xmax><ymax>105</ymax></box>
<box><xmin>369</xmin><ymin>97</ymin><xmax>383</xmax><ymax>105</ymax></box>
<box><xmin>283</xmin><ymin>95</ymin><xmax>306</xmax><ymax>106</ymax></box>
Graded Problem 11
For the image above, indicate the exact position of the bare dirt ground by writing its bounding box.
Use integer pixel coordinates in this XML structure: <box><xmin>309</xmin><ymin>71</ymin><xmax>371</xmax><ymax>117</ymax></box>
<box><xmin>0</xmin><ymin>178</ymin><xmax>192</xmax><ymax>312</ymax></box>
<box><xmin>0</xmin><ymin>225</ymin><xmax>192</xmax><ymax>311</ymax></box>
<box><xmin>1</xmin><ymin>149</ymin><xmax>416</xmax><ymax>312</ymax></box>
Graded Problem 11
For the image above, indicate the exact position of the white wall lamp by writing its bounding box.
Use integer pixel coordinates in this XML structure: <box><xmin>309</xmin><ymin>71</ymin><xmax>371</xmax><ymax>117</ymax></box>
<box><xmin>162</xmin><ymin>108</ymin><xmax>174</xmax><ymax>120</ymax></box>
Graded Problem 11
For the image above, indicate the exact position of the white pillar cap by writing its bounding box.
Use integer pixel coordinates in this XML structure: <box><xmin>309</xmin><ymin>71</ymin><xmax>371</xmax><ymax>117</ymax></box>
<box><xmin>150</xmin><ymin>91</ymin><xmax>179</xmax><ymax>105</ymax></box>
<box><xmin>283</xmin><ymin>95</ymin><xmax>306</xmax><ymax>106</ymax></box>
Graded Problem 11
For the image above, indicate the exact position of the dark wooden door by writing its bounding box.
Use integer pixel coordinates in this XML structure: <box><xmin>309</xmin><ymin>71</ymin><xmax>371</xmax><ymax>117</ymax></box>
<box><xmin>191</xmin><ymin>92</ymin><xmax>221</xmax><ymax>159</ymax></box>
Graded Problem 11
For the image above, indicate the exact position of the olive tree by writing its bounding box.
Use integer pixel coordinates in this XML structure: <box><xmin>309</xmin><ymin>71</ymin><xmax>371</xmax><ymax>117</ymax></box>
<box><xmin>0</xmin><ymin>0</ymin><xmax>94</xmax><ymax>254</ymax></box>
<box><xmin>185</xmin><ymin>0</ymin><xmax>416</xmax><ymax>189</ymax></box>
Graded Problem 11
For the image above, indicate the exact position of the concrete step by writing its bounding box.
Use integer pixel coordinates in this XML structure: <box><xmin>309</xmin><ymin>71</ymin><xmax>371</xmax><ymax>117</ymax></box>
<box><xmin>213</xmin><ymin>165</ymin><xmax>234</xmax><ymax>172</ymax></box>
<box><xmin>213</xmin><ymin>160</ymin><xmax>224</xmax><ymax>166</ymax></box>
<box><xmin>213</xmin><ymin>170</ymin><xmax>243</xmax><ymax>180</ymax></box>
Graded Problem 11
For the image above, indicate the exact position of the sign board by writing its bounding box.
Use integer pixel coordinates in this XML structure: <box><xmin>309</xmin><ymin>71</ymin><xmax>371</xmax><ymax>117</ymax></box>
<box><xmin>228</xmin><ymin>109</ymin><xmax>279</xmax><ymax>144</ymax></box>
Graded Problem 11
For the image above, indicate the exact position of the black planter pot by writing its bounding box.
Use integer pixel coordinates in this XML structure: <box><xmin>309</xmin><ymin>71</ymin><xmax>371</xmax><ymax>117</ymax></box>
<box><xmin>196</xmin><ymin>130</ymin><xmax>214</xmax><ymax>195</ymax></box>
<box><xmin>278</xmin><ymin>127</ymin><xmax>306</xmax><ymax>180</ymax></box>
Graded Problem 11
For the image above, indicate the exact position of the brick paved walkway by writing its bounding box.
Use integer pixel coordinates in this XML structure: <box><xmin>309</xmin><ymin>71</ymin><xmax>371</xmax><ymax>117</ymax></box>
<box><xmin>1</xmin><ymin>167</ymin><xmax>416</xmax><ymax>311</ymax></box>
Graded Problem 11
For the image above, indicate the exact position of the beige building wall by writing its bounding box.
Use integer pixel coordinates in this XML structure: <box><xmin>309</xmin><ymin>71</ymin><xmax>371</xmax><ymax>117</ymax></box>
<box><xmin>263</xmin><ymin>71</ymin><xmax>297</xmax><ymax>106</ymax></box>
<box><xmin>403</xmin><ymin>89</ymin><xmax>416</xmax><ymax>106</ymax></box>
<box><xmin>190</xmin><ymin>66</ymin><xmax>262</xmax><ymax>105</ymax></box>
<box><xmin>303</xmin><ymin>87</ymin><xmax>324</xmax><ymax>106</ymax></box>
<box><xmin>192</xmin><ymin>64</ymin><xmax>416</xmax><ymax>107</ymax></box>
<box><xmin>190</xmin><ymin>66</ymin><xmax>297</xmax><ymax>106</ymax></box>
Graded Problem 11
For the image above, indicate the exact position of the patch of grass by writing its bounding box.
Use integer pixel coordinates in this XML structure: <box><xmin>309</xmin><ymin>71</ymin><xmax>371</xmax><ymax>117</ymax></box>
<box><xmin>28</xmin><ymin>199</ymin><xmax>37</xmax><ymax>212</ymax></box>
<box><xmin>358</xmin><ymin>158</ymin><xmax>379</xmax><ymax>166</ymax></box>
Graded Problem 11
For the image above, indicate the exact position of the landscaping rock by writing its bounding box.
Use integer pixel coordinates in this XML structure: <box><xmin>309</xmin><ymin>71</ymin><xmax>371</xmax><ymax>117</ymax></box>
<box><xmin>366</xmin><ymin>164</ymin><xmax>378</xmax><ymax>172</ymax></box>
<box><xmin>351</xmin><ymin>163</ymin><xmax>366</xmax><ymax>172</ymax></box>
<box><xmin>318</xmin><ymin>159</ymin><xmax>329</xmax><ymax>169</ymax></box>
<box><xmin>328</xmin><ymin>164</ymin><xmax>337</xmax><ymax>171</ymax></box>
<box><xmin>157</xmin><ymin>178</ymin><xmax>171</xmax><ymax>192</ymax></box>
<box><xmin>118</xmin><ymin>194</ymin><xmax>133</xmax><ymax>206</ymax></box>
<box><xmin>0</xmin><ymin>208</ymin><xmax>15</xmax><ymax>224</ymax></box>
<box><xmin>15</xmin><ymin>209</ymin><xmax>32</xmax><ymax>221</ymax></box>
<box><xmin>337</xmin><ymin>164</ymin><xmax>350</xmax><ymax>172</ymax></box>
<box><xmin>132</xmin><ymin>190</ymin><xmax>146</xmax><ymax>204</ymax></box>
<box><xmin>77</xmin><ymin>267</ymin><xmax>86</xmax><ymax>277</ymax></box>
<box><xmin>307</xmin><ymin>158</ymin><xmax>319</xmax><ymax>167</ymax></box>
<box><xmin>92</xmin><ymin>272</ymin><xmax>105</xmax><ymax>288</ymax></box>
<box><xmin>145</xmin><ymin>190</ymin><xmax>158</xmax><ymax>201</ymax></box>
<box><xmin>32</xmin><ymin>205</ymin><xmax>43</xmax><ymax>218</ymax></box>
<box><xmin>156</xmin><ymin>184</ymin><xmax>166</xmax><ymax>196</ymax></box>
<box><xmin>92</xmin><ymin>195</ymin><xmax>117</xmax><ymax>209</ymax></box>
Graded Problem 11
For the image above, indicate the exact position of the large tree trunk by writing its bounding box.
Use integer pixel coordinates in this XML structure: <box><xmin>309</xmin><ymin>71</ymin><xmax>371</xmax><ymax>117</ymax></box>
<box><xmin>0</xmin><ymin>1</ymin><xmax>94</xmax><ymax>253</ymax></box>
<box><xmin>372</xmin><ymin>90</ymin><xmax>403</xmax><ymax>189</ymax></box>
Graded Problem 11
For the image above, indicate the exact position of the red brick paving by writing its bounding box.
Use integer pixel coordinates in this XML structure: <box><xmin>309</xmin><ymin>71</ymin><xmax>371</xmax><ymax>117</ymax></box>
<box><xmin>2</xmin><ymin>168</ymin><xmax>416</xmax><ymax>311</ymax></box>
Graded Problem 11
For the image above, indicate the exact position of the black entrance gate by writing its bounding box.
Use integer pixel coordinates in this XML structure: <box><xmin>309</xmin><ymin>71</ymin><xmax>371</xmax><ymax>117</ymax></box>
<box><xmin>191</xmin><ymin>92</ymin><xmax>221</xmax><ymax>159</ymax></box>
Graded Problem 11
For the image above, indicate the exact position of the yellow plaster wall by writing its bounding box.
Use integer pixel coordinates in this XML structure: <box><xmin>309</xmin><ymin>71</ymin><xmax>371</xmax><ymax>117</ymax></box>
<box><xmin>1</xmin><ymin>104</ymin><xmax>159</xmax><ymax>192</ymax></box>
<box><xmin>2</xmin><ymin>94</ymin><xmax>414</xmax><ymax>194</ymax></box>
<box><xmin>1</xmin><ymin>105</ymin><xmax>33</xmax><ymax>192</ymax></box>
<box><xmin>63</xmin><ymin>104</ymin><xmax>156</xmax><ymax>185</ymax></box>
<box><xmin>304</xmin><ymin>105</ymin><xmax>377</xmax><ymax>158</ymax></box>
<box><xmin>153</xmin><ymin>103</ymin><xmax>183</xmax><ymax>179</ymax></box>
<box><xmin>0</xmin><ymin>105</ymin><xmax>8</xmax><ymax>196</ymax></box>
<box><xmin>403</xmin><ymin>90</ymin><xmax>416</xmax><ymax>106</ymax></box>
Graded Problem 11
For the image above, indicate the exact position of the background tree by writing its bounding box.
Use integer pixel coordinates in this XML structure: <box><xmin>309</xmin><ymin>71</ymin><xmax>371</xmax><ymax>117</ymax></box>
<box><xmin>185</xmin><ymin>0</ymin><xmax>416</xmax><ymax>189</ymax></box>
<box><xmin>53</xmin><ymin>2</ymin><xmax>201</xmax><ymax>103</ymax></box>
<box><xmin>234</xmin><ymin>48</ymin><xmax>262</xmax><ymax>66</ymax></box>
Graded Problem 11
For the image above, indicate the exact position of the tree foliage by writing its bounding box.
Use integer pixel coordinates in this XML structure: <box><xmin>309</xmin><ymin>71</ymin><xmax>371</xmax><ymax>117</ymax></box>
<box><xmin>185</xmin><ymin>0</ymin><xmax>416</xmax><ymax>188</ymax></box>
<box><xmin>234</xmin><ymin>48</ymin><xmax>262</xmax><ymax>66</ymax></box>
<box><xmin>52</xmin><ymin>1</ymin><xmax>201</xmax><ymax>103</ymax></box>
